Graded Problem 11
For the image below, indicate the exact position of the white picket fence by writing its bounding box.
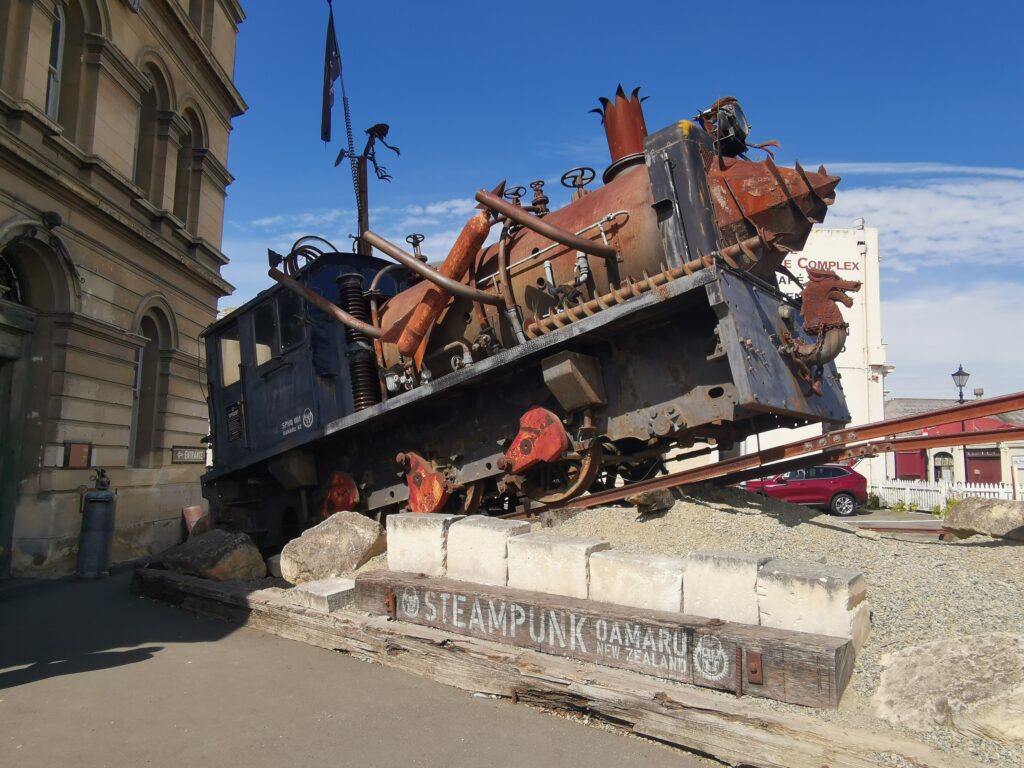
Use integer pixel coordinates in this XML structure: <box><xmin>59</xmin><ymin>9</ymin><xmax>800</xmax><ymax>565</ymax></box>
<box><xmin>873</xmin><ymin>479</ymin><xmax>1024</xmax><ymax>512</ymax></box>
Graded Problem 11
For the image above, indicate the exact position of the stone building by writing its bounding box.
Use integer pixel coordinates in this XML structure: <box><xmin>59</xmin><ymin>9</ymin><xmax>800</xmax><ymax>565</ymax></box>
<box><xmin>0</xmin><ymin>0</ymin><xmax>245</xmax><ymax>576</ymax></box>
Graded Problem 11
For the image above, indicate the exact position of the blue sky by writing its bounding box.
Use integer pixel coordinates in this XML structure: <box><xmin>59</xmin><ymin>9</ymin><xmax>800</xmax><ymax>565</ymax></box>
<box><xmin>221</xmin><ymin>0</ymin><xmax>1023</xmax><ymax>399</ymax></box>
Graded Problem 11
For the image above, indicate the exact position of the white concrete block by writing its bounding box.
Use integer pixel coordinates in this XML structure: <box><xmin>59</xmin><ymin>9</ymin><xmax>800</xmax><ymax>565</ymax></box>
<box><xmin>683</xmin><ymin>550</ymin><xmax>772</xmax><ymax>625</ymax></box>
<box><xmin>446</xmin><ymin>517</ymin><xmax>531</xmax><ymax>586</ymax></box>
<box><xmin>757</xmin><ymin>559</ymin><xmax>871</xmax><ymax>652</ymax></box>
<box><xmin>291</xmin><ymin>577</ymin><xmax>356</xmax><ymax>613</ymax></box>
<box><xmin>588</xmin><ymin>551</ymin><xmax>686</xmax><ymax>613</ymax></box>
<box><xmin>386</xmin><ymin>513</ymin><xmax>465</xmax><ymax>577</ymax></box>
<box><xmin>266</xmin><ymin>554</ymin><xmax>282</xmax><ymax>579</ymax></box>
<box><xmin>506</xmin><ymin>532</ymin><xmax>610</xmax><ymax>599</ymax></box>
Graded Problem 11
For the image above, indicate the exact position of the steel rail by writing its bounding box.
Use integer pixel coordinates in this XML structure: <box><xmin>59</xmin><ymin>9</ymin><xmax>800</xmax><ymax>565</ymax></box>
<box><xmin>540</xmin><ymin>392</ymin><xmax>1024</xmax><ymax>511</ymax></box>
<box><xmin>719</xmin><ymin>428</ymin><xmax>1024</xmax><ymax>490</ymax></box>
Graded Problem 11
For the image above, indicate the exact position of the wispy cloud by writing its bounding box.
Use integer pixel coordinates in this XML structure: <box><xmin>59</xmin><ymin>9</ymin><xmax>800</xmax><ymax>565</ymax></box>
<box><xmin>829</xmin><ymin>177</ymin><xmax>1024</xmax><ymax>269</ymax></box>
<box><xmin>881</xmin><ymin>280</ymin><xmax>1024</xmax><ymax>398</ymax></box>
<box><xmin>250</xmin><ymin>208</ymin><xmax>353</xmax><ymax>230</ymax></box>
<box><xmin>828</xmin><ymin>162</ymin><xmax>1024</xmax><ymax>179</ymax></box>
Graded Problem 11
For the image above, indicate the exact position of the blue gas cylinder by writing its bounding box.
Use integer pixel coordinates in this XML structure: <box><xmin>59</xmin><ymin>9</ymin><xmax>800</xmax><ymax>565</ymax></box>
<box><xmin>75</xmin><ymin>469</ymin><xmax>116</xmax><ymax>578</ymax></box>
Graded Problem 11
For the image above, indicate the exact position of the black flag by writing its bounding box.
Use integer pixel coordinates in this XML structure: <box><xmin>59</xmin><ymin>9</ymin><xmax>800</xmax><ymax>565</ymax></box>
<box><xmin>321</xmin><ymin>2</ymin><xmax>342</xmax><ymax>143</ymax></box>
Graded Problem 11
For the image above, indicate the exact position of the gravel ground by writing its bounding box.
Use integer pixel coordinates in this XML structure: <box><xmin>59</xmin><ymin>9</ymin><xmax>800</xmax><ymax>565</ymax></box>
<box><xmin>541</xmin><ymin>485</ymin><xmax>1023</xmax><ymax>766</ymax></box>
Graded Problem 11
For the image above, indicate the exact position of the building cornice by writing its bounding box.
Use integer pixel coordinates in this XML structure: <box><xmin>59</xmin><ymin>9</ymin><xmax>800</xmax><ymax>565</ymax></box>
<box><xmin>218</xmin><ymin>0</ymin><xmax>247</xmax><ymax>25</ymax></box>
<box><xmin>83</xmin><ymin>33</ymin><xmax>151</xmax><ymax>104</ymax></box>
<box><xmin>151</xmin><ymin>1</ymin><xmax>248</xmax><ymax>119</ymax></box>
<box><xmin>50</xmin><ymin>311</ymin><xmax>149</xmax><ymax>350</ymax></box>
<box><xmin>195</xmin><ymin>148</ymin><xmax>235</xmax><ymax>189</ymax></box>
<box><xmin>0</xmin><ymin>101</ymin><xmax>234</xmax><ymax>296</ymax></box>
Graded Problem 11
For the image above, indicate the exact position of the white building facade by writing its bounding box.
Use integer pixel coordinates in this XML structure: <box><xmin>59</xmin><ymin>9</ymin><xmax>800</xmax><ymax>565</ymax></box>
<box><xmin>739</xmin><ymin>223</ymin><xmax>890</xmax><ymax>486</ymax></box>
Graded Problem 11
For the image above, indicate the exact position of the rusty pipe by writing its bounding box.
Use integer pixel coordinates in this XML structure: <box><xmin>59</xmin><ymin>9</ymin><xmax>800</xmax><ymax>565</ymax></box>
<box><xmin>362</xmin><ymin>230</ymin><xmax>503</xmax><ymax>307</ymax></box>
<box><xmin>475</xmin><ymin>189</ymin><xmax>618</xmax><ymax>261</ymax></box>
<box><xmin>525</xmin><ymin>236</ymin><xmax>764</xmax><ymax>336</ymax></box>
<box><xmin>269</xmin><ymin>267</ymin><xmax>384</xmax><ymax>339</ymax></box>
<box><xmin>497</xmin><ymin>229</ymin><xmax>516</xmax><ymax>311</ymax></box>
<box><xmin>396</xmin><ymin>211</ymin><xmax>492</xmax><ymax>356</ymax></box>
<box><xmin>368</xmin><ymin>264</ymin><xmax>405</xmax><ymax>391</ymax></box>
<box><xmin>497</xmin><ymin>229</ymin><xmax>528</xmax><ymax>345</ymax></box>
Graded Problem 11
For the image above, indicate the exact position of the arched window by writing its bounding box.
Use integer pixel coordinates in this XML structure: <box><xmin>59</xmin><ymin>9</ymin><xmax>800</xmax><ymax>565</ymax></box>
<box><xmin>173</xmin><ymin>108</ymin><xmax>205</xmax><ymax>233</ymax></box>
<box><xmin>44</xmin><ymin>3</ymin><xmax>64</xmax><ymax>120</ymax></box>
<box><xmin>933</xmin><ymin>451</ymin><xmax>954</xmax><ymax>483</ymax></box>
<box><xmin>56</xmin><ymin>0</ymin><xmax>86</xmax><ymax>140</ymax></box>
<box><xmin>0</xmin><ymin>250</ymin><xmax>24</xmax><ymax>305</ymax></box>
<box><xmin>172</xmin><ymin>124</ymin><xmax>194</xmax><ymax>227</ymax></box>
<box><xmin>188</xmin><ymin>0</ymin><xmax>212</xmax><ymax>43</ymax></box>
<box><xmin>133</xmin><ymin>73</ymin><xmax>158</xmax><ymax>195</ymax></box>
<box><xmin>129</xmin><ymin>310</ymin><xmax>172</xmax><ymax>468</ymax></box>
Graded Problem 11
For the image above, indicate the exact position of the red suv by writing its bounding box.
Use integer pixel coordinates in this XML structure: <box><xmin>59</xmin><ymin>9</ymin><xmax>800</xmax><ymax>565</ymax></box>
<box><xmin>740</xmin><ymin>464</ymin><xmax>867</xmax><ymax>516</ymax></box>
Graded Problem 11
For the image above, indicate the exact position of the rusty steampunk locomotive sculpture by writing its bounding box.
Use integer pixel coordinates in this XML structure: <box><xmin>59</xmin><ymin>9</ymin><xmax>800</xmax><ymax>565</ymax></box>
<box><xmin>201</xmin><ymin>87</ymin><xmax>860</xmax><ymax>547</ymax></box>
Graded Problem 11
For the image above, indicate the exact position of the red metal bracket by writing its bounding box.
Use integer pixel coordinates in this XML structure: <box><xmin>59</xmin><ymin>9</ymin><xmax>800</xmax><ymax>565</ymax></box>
<box><xmin>746</xmin><ymin>650</ymin><xmax>764</xmax><ymax>685</ymax></box>
<box><xmin>498</xmin><ymin>407</ymin><xmax>569</xmax><ymax>474</ymax></box>
<box><xmin>396</xmin><ymin>451</ymin><xmax>451</xmax><ymax>514</ymax></box>
<box><xmin>319</xmin><ymin>471</ymin><xmax>360</xmax><ymax>519</ymax></box>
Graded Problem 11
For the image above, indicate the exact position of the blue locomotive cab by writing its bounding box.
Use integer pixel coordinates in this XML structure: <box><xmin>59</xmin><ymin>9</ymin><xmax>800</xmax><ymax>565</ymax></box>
<box><xmin>203</xmin><ymin>251</ymin><xmax>406</xmax><ymax>474</ymax></box>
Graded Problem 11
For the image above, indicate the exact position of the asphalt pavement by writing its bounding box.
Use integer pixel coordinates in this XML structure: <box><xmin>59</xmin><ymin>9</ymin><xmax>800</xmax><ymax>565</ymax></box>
<box><xmin>0</xmin><ymin>570</ymin><xmax>714</xmax><ymax>768</ymax></box>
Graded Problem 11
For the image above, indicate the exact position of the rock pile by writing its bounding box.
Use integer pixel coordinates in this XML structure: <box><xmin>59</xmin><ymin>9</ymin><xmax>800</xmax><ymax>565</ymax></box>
<box><xmin>943</xmin><ymin>497</ymin><xmax>1024</xmax><ymax>541</ymax></box>
<box><xmin>280</xmin><ymin>511</ymin><xmax>385</xmax><ymax>584</ymax></box>
<box><xmin>163</xmin><ymin>529</ymin><xmax>265</xmax><ymax>581</ymax></box>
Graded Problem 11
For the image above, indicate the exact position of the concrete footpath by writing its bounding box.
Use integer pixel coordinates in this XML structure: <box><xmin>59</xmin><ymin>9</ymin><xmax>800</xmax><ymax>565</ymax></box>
<box><xmin>0</xmin><ymin>571</ymin><xmax>713</xmax><ymax>768</ymax></box>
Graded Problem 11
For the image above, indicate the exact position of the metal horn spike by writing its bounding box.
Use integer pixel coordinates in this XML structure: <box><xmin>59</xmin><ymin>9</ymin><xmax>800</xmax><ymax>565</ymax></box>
<box><xmin>477</xmin><ymin>181</ymin><xmax>507</xmax><ymax>210</ymax></box>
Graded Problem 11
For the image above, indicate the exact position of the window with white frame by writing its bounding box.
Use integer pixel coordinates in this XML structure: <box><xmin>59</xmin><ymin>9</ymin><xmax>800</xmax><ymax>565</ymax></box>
<box><xmin>44</xmin><ymin>3</ymin><xmax>64</xmax><ymax>120</ymax></box>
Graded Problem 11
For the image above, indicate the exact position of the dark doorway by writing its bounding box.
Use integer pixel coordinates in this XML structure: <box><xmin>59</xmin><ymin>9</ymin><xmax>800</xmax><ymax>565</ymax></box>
<box><xmin>0</xmin><ymin>298</ymin><xmax>36</xmax><ymax>577</ymax></box>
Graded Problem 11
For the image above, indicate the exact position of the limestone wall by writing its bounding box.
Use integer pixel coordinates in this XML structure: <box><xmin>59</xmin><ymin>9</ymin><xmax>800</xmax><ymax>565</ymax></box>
<box><xmin>0</xmin><ymin>0</ymin><xmax>245</xmax><ymax>577</ymax></box>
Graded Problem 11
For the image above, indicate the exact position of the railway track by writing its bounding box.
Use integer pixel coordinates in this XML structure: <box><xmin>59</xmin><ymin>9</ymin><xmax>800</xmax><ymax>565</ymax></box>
<box><xmin>514</xmin><ymin>390</ymin><xmax>1024</xmax><ymax>516</ymax></box>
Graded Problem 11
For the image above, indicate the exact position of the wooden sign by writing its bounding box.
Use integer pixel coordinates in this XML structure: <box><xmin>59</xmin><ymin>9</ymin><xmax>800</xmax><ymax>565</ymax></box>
<box><xmin>63</xmin><ymin>442</ymin><xmax>92</xmax><ymax>469</ymax></box>
<box><xmin>355</xmin><ymin>571</ymin><xmax>853</xmax><ymax>708</ymax></box>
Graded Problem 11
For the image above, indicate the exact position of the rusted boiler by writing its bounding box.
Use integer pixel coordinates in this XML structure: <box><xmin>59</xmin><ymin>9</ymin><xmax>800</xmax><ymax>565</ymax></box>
<box><xmin>201</xmin><ymin>87</ymin><xmax>859</xmax><ymax>546</ymax></box>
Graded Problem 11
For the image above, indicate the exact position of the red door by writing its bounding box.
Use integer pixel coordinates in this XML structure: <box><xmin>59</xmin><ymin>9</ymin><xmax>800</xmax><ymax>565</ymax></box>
<box><xmin>966</xmin><ymin>452</ymin><xmax>1001</xmax><ymax>483</ymax></box>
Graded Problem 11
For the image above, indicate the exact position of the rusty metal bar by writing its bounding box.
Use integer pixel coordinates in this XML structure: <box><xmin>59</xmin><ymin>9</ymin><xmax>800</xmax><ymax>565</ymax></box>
<box><xmin>268</xmin><ymin>267</ymin><xmax>383</xmax><ymax>339</ymax></box>
<box><xmin>839</xmin><ymin>428</ymin><xmax>1024</xmax><ymax>462</ymax></box>
<box><xmin>525</xmin><ymin>235</ymin><xmax>764</xmax><ymax>337</ymax></box>
<box><xmin>475</xmin><ymin>188</ymin><xmax>618</xmax><ymax>261</ymax></box>
<box><xmin>792</xmin><ymin>390</ymin><xmax>1024</xmax><ymax>451</ymax></box>
<box><xmin>545</xmin><ymin>393</ymin><xmax>1024</xmax><ymax>511</ymax></box>
<box><xmin>362</xmin><ymin>231</ymin><xmax>503</xmax><ymax>307</ymax></box>
<box><xmin>721</xmin><ymin>428</ymin><xmax>1024</xmax><ymax>490</ymax></box>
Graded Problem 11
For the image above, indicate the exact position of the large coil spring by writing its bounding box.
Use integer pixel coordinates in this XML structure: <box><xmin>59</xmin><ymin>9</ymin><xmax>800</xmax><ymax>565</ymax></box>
<box><xmin>337</xmin><ymin>274</ymin><xmax>381</xmax><ymax>411</ymax></box>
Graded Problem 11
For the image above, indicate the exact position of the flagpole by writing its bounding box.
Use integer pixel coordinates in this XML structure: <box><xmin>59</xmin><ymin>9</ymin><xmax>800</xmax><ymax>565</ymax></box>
<box><xmin>323</xmin><ymin>0</ymin><xmax>361</xmax><ymax>244</ymax></box>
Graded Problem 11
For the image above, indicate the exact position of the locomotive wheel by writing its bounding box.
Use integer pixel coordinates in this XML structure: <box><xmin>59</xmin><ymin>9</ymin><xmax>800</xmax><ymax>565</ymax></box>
<box><xmin>521</xmin><ymin>443</ymin><xmax>603</xmax><ymax>505</ymax></box>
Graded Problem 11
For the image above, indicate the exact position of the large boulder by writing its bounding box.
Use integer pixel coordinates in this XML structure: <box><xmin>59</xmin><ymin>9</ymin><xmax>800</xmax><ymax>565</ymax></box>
<box><xmin>279</xmin><ymin>511</ymin><xmax>385</xmax><ymax>585</ymax></box>
<box><xmin>955</xmin><ymin>686</ymin><xmax>1024</xmax><ymax>746</ymax></box>
<box><xmin>874</xmin><ymin>633</ymin><xmax>1024</xmax><ymax>745</ymax></box>
<box><xmin>943</xmin><ymin>497</ymin><xmax>1024</xmax><ymax>541</ymax></box>
<box><xmin>163</xmin><ymin>529</ymin><xmax>266</xmax><ymax>581</ymax></box>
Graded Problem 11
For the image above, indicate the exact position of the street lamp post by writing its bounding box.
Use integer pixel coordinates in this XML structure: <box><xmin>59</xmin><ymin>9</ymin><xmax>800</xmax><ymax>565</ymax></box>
<box><xmin>952</xmin><ymin>364</ymin><xmax>969</xmax><ymax>404</ymax></box>
<box><xmin>951</xmin><ymin>364</ymin><xmax>970</xmax><ymax>484</ymax></box>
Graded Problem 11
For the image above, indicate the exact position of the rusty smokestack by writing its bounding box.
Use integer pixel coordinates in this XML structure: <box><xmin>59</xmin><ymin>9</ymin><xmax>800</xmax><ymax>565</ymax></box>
<box><xmin>593</xmin><ymin>85</ymin><xmax>648</xmax><ymax>183</ymax></box>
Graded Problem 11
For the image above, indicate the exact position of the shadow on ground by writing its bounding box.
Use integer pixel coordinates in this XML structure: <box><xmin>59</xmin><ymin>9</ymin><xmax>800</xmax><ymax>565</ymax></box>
<box><xmin>0</xmin><ymin>568</ymin><xmax>233</xmax><ymax>690</ymax></box>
